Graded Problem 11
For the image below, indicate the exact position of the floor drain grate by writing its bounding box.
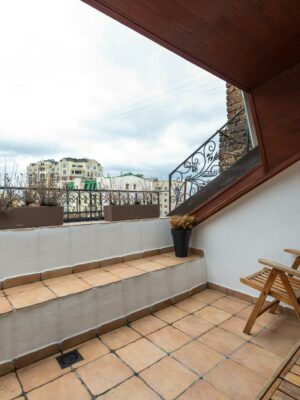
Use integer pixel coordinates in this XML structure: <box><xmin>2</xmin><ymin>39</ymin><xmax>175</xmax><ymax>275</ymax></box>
<box><xmin>56</xmin><ymin>350</ymin><xmax>84</xmax><ymax>369</ymax></box>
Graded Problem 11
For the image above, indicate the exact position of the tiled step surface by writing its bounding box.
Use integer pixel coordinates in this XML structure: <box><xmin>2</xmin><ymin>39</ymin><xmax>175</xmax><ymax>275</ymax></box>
<box><xmin>0</xmin><ymin>253</ymin><xmax>199</xmax><ymax>315</ymax></box>
<box><xmin>0</xmin><ymin>289</ymin><xmax>299</xmax><ymax>400</ymax></box>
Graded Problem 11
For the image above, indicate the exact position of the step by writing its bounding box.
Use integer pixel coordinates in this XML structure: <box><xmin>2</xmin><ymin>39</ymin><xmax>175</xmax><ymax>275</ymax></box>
<box><xmin>0</xmin><ymin>252</ymin><xmax>206</xmax><ymax>367</ymax></box>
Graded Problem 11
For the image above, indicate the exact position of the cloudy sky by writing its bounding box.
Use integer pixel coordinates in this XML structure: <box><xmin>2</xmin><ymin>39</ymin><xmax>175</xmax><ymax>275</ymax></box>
<box><xmin>0</xmin><ymin>0</ymin><xmax>226</xmax><ymax>179</ymax></box>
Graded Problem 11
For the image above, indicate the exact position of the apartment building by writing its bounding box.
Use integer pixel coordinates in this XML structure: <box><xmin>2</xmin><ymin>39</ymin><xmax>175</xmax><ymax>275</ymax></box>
<box><xmin>27</xmin><ymin>159</ymin><xmax>59</xmax><ymax>186</ymax></box>
<box><xmin>152</xmin><ymin>179</ymin><xmax>171</xmax><ymax>217</ymax></box>
<box><xmin>97</xmin><ymin>172</ymin><xmax>153</xmax><ymax>191</ymax></box>
<box><xmin>27</xmin><ymin>158</ymin><xmax>103</xmax><ymax>187</ymax></box>
<box><xmin>59</xmin><ymin>158</ymin><xmax>103</xmax><ymax>185</ymax></box>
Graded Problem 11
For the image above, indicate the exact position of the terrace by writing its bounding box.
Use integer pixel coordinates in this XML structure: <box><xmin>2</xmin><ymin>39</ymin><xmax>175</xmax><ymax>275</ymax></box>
<box><xmin>1</xmin><ymin>1</ymin><xmax>300</xmax><ymax>399</ymax></box>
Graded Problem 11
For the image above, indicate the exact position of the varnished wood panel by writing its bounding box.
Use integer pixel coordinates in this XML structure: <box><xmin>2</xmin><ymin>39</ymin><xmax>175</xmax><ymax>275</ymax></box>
<box><xmin>83</xmin><ymin>0</ymin><xmax>300</xmax><ymax>90</ymax></box>
<box><xmin>252</xmin><ymin>62</ymin><xmax>300</xmax><ymax>171</ymax></box>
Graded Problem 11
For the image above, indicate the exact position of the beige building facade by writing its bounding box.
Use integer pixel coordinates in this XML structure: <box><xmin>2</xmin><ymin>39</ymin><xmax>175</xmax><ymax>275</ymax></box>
<box><xmin>27</xmin><ymin>158</ymin><xmax>103</xmax><ymax>187</ymax></box>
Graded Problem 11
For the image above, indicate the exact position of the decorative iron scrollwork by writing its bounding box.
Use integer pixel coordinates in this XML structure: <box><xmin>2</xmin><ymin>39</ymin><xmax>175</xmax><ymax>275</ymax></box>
<box><xmin>169</xmin><ymin>108</ymin><xmax>252</xmax><ymax>210</ymax></box>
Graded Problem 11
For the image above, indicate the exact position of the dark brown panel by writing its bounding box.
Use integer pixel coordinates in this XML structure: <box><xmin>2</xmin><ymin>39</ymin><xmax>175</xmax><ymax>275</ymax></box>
<box><xmin>252</xmin><ymin>62</ymin><xmax>300</xmax><ymax>170</ymax></box>
<box><xmin>193</xmin><ymin>148</ymin><xmax>300</xmax><ymax>224</ymax></box>
<box><xmin>82</xmin><ymin>0</ymin><xmax>300</xmax><ymax>90</ymax></box>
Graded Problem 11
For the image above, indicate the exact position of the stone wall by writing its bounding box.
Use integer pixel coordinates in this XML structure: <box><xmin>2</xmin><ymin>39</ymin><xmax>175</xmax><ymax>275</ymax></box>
<box><xmin>219</xmin><ymin>84</ymin><xmax>250</xmax><ymax>172</ymax></box>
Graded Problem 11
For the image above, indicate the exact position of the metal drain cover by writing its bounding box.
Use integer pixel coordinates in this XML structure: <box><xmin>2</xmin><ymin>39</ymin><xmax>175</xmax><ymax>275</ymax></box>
<box><xmin>56</xmin><ymin>350</ymin><xmax>83</xmax><ymax>369</ymax></box>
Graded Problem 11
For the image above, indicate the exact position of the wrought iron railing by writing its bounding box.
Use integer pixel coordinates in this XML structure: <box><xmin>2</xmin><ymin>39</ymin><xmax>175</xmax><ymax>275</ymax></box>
<box><xmin>169</xmin><ymin>108</ymin><xmax>253</xmax><ymax>211</ymax></box>
<box><xmin>63</xmin><ymin>189</ymin><xmax>160</xmax><ymax>221</ymax></box>
<box><xmin>0</xmin><ymin>187</ymin><xmax>160</xmax><ymax>222</ymax></box>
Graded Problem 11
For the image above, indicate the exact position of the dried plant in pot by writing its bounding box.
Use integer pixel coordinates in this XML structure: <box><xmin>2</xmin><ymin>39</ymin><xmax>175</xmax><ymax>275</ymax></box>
<box><xmin>0</xmin><ymin>173</ymin><xmax>22</xmax><ymax>216</ymax></box>
<box><xmin>170</xmin><ymin>215</ymin><xmax>196</xmax><ymax>257</ymax></box>
<box><xmin>0</xmin><ymin>175</ymin><xmax>65</xmax><ymax>229</ymax></box>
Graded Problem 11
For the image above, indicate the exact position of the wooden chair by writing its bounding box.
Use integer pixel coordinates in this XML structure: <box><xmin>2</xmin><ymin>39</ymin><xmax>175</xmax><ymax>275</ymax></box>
<box><xmin>240</xmin><ymin>249</ymin><xmax>300</xmax><ymax>335</ymax></box>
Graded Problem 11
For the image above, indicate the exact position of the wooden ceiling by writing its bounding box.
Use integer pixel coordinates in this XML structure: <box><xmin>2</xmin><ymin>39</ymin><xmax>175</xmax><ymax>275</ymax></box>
<box><xmin>82</xmin><ymin>0</ymin><xmax>300</xmax><ymax>91</ymax></box>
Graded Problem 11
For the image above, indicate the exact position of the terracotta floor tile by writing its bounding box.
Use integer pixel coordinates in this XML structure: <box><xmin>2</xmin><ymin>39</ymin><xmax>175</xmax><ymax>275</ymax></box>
<box><xmin>124</xmin><ymin>258</ymin><xmax>150</xmax><ymax>266</ymax></box>
<box><xmin>43</xmin><ymin>274</ymin><xmax>78</xmax><ymax>286</ymax></box>
<box><xmin>0</xmin><ymin>372</ymin><xmax>22</xmax><ymax>400</ymax></box>
<box><xmin>191</xmin><ymin>289</ymin><xmax>225</xmax><ymax>304</ymax></box>
<box><xmin>79</xmin><ymin>270</ymin><xmax>120</xmax><ymax>287</ymax></box>
<box><xmin>103</xmin><ymin>265</ymin><xmax>145</xmax><ymax>279</ymax></box>
<box><xmin>144</xmin><ymin>254</ymin><xmax>168</xmax><ymax>261</ymax></box>
<box><xmin>198</xmin><ymin>327</ymin><xmax>245</xmax><ymax>356</ymax></box>
<box><xmin>130</xmin><ymin>315</ymin><xmax>167</xmax><ymax>336</ymax></box>
<box><xmin>0</xmin><ymin>297</ymin><xmax>13</xmax><ymax>314</ymax></box>
<box><xmin>17</xmin><ymin>354</ymin><xmax>69</xmax><ymax>392</ymax></box>
<box><xmin>232</xmin><ymin>342</ymin><xmax>283</xmax><ymax>378</ymax></box>
<box><xmin>133</xmin><ymin>261</ymin><xmax>166</xmax><ymax>272</ymax></box>
<box><xmin>27</xmin><ymin>373</ymin><xmax>90</xmax><ymax>400</ymax></box>
<box><xmin>98</xmin><ymin>376</ymin><xmax>160</xmax><ymax>400</ymax></box>
<box><xmin>212</xmin><ymin>296</ymin><xmax>249</xmax><ymax>314</ymax></box>
<box><xmin>4</xmin><ymin>281</ymin><xmax>44</xmax><ymax>296</ymax></box>
<box><xmin>173</xmin><ymin>315</ymin><xmax>213</xmax><ymax>337</ymax></box>
<box><xmin>101</xmin><ymin>263</ymin><xmax>126</xmax><ymax>270</ymax></box>
<box><xmin>140</xmin><ymin>356</ymin><xmax>197</xmax><ymax>400</ymax></box>
<box><xmin>75</xmin><ymin>268</ymin><xmax>104</xmax><ymax>278</ymax></box>
<box><xmin>194</xmin><ymin>306</ymin><xmax>232</xmax><ymax>325</ymax></box>
<box><xmin>77</xmin><ymin>353</ymin><xmax>133</xmax><ymax>396</ymax></box>
<box><xmin>8</xmin><ymin>286</ymin><xmax>56</xmax><ymax>309</ymax></box>
<box><xmin>173</xmin><ymin>341</ymin><xmax>224</xmax><ymax>375</ymax></box>
<box><xmin>236</xmin><ymin>304</ymin><xmax>283</xmax><ymax>328</ymax></box>
<box><xmin>251</xmin><ymin>328</ymin><xmax>296</xmax><ymax>357</ymax></box>
<box><xmin>205</xmin><ymin>359</ymin><xmax>266</xmax><ymax>400</ymax></box>
<box><xmin>49</xmin><ymin>278</ymin><xmax>91</xmax><ymax>297</ymax></box>
<box><xmin>219</xmin><ymin>316</ymin><xmax>263</xmax><ymax>340</ymax></box>
<box><xmin>162</xmin><ymin>251</ymin><xmax>176</xmax><ymax>257</ymax></box>
<box><xmin>267</xmin><ymin>318</ymin><xmax>300</xmax><ymax>341</ymax></box>
<box><xmin>175</xmin><ymin>298</ymin><xmax>206</xmax><ymax>313</ymax></box>
<box><xmin>177</xmin><ymin>380</ymin><xmax>231</xmax><ymax>400</ymax></box>
<box><xmin>153</xmin><ymin>305</ymin><xmax>188</xmax><ymax>323</ymax></box>
<box><xmin>116</xmin><ymin>338</ymin><xmax>166</xmax><ymax>372</ymax></box>
<box><xmin>101</xmin><ymin>326</ymin><xmax>141</xmax><ymax>350</ymax></box>
<box><xmin>147</xmin><ymin>326</ymin><xmax>191</xmax><ymax>352</ymax></box>
<box><xmin>154</xmin><ymin>257</ymin><xmax>183</xmax><ymax>267</ymax></box>
<box><xmin>66</xmin><ymin>338</ymin><xmax>109</xmax><ymax>368</ymax></box>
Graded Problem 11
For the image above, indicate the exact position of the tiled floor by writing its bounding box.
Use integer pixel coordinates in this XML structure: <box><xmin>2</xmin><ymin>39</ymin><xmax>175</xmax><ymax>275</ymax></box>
<box><xmin>1</xmin><ymin>289</ymin><xmax>299</xmax><ymax>400</ymax></box>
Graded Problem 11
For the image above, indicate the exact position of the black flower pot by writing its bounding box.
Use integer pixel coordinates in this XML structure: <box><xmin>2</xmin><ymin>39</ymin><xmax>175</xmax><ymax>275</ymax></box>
<box><xmin>171</xmin><ymin>229</ymin><xmax>192</xmax><ymax>257</ymax></box>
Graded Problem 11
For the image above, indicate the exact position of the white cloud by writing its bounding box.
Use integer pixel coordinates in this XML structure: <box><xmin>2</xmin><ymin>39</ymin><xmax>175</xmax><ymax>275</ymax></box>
<box><xmin>0</xmin><ymin>0</ymin><xmax>226</xmax><ymax>178</ymax></box>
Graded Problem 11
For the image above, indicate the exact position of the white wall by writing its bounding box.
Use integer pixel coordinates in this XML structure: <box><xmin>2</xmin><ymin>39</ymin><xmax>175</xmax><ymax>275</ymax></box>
<box><xmin>190</xmin><ymin>160</ymin><xmax>300</xmax><ymax>295</ymax></box>
<box><xmin>0</xmin><ymin>218</ymin><xmax>173</xmax><ymax>280</ymax></box>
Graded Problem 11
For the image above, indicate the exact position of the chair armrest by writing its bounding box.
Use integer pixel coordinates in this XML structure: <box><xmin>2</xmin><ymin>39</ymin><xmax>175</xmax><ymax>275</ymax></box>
<box><xmin>284</xmin><ymin>248</ymin><xmax>300</xmax><ymax>256</ymax></box>
<box><xmin>258</xmin><ymin>258</ymin><xmax>300</xmax><ymax>278</ymax></box>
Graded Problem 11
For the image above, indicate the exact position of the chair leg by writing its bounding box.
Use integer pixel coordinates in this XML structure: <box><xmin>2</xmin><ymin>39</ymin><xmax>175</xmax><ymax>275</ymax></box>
<box><xmin>269</xmin><ymin>300</ymin><xmax>280</xmax><ymax>314</ymax></box>
<box><xmin>243</xmin><ymin>268</ymin><xmax>278</xmax><ymax>335</ymax></box>
<box><xmin>278</xmin><ymin>271</ymin><xmax>300</xmax><ymax>319</ymax></box>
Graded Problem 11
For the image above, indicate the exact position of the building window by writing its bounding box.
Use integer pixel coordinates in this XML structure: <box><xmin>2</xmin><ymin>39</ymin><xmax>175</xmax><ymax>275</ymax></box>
<box><xmin>125</xmin><ymin>184</ymin><xmax>129</xmax><ymax>190</ymax></box>
<box><xmin>133</xmin><ymin>184</ymin><xmax>137</xmax><ymax>190</ymax></box>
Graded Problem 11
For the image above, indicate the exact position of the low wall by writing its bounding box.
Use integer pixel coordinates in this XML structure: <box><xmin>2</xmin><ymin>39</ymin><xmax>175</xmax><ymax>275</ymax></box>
<box><xmin>191</xmin><ymin>160</ymin><xmax>300</xmax><ymax>296</ymax></box>
<box><xmin>0</xmin><ymin>218</ymin><xmax>173</xmax><ymax>280</ymax></box>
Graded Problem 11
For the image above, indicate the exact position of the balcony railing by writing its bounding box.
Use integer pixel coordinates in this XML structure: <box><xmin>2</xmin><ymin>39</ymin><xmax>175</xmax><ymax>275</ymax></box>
<box><xmin>0</xmin><ymin>187</ymin><xmax>160</xmax><ymax>222</ymax></box>
<box><xmin>169</xmin><ymin>108</ymin><xmax>253</xmax><ymax>211</ymax></box>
